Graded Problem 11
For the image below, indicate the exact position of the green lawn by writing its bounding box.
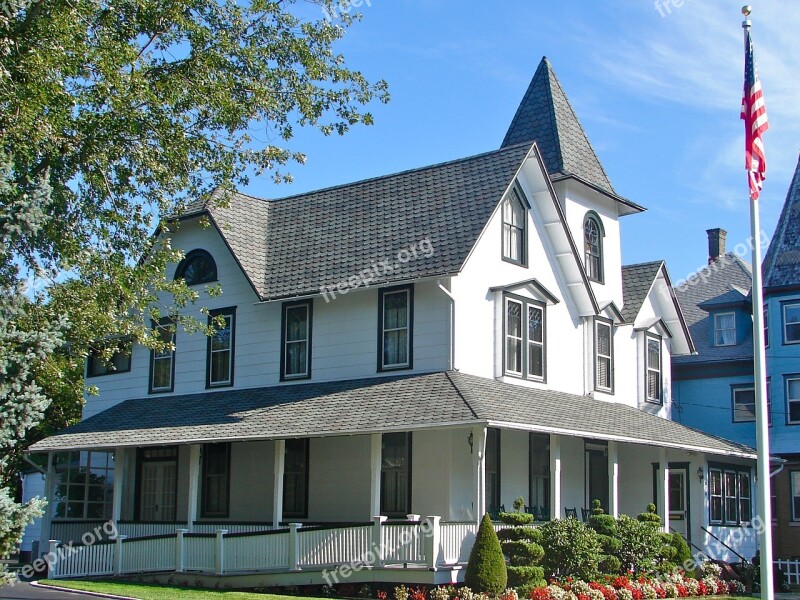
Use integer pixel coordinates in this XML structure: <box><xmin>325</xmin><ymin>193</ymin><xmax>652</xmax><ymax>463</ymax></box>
<box><xmin>38</xmin><ymin>580</ymin><xmax>307</xmax><ymax>600</ymax></box>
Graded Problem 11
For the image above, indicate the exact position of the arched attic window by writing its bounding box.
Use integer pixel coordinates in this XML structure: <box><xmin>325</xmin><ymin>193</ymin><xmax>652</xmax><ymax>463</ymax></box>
<box><xmin>174</xmin><ymin>249</ymin><xmax>217</xmax><ymax>286</ymax></box>
<box><xmin>583</xmin><ymin>212</ymin><xmax>605</xmax><ymax>283</ymax></box>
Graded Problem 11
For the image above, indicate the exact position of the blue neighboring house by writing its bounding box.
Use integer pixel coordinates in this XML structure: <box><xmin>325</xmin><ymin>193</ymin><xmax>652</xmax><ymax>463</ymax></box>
<box><xmin>673</xmin><ymin>155</ymin><xmax>800</xmax><ymax>560</ymax></box>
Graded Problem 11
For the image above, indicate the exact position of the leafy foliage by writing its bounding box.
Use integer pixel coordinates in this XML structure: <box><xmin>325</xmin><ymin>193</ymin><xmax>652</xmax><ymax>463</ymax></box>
<box><xmin>586</xmin><ymin>500</ymin><xmax>621</xmax><ymax>576</ymax></box>
<box><xmin>538</xmin><ymin>517</ymin><xmax>602</xmax><ymax>582</ymax></box>
<box><xmin>465</xmin><ymin>514</ymin><xmax>508</xmax><ymax>595</ymax></box>
<box><xmin>615</xmin><ymin>514</ymin><xmax>663</xmax><ymax>575</ymax></box>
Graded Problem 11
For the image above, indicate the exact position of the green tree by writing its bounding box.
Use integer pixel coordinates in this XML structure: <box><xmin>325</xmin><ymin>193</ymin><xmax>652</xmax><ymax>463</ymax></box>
<box><xmin>465</xmin><ymin>513</ymin><xmax>508</xmax><ymax>595</ymax></box>
<box><xmin>538</xmin><ymin>517</ymin><xmax>602</xmax><ymax>582</ymax></box>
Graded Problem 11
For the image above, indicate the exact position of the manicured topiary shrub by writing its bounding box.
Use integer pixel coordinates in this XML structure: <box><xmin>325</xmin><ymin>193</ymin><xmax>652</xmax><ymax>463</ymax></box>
<box><xmin>465</xmin><ymin>513</ymin><xmax>507</xmax><ymax>595</ymax></box>
<box><xmin>497</xmin><ymin>511</ymin><xmax>534</xmax><ymax>526</ymax></box>
<box><xmin>538</xmin><ymin>517</ymin><xmax>602</xmax><ymax>582</ymax></box>
<box><xmin>636</xmin><ymin>503</ymin><xmax>662</xmax><ymax>526</ymax></box>
<box><xmin>586</xmin><ymin>499</ymin><xmax>622</xmax><ymax>575</ymax></box>
<box><xmin>498</xmin><ymin>508</ymin><xmax>545</xmax><ymax>590</ymax></box>
<box><xmin>666</xmin><ymin>531</ymin><xmax>693</xmax><ymax>576</ymax></box>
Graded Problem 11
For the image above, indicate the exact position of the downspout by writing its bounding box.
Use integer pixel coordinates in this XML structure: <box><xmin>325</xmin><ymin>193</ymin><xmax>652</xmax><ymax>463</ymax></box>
<box><xmin>437</xmin><ymin>280</ymin><xmax>455</xmax><ymax>371</ymax></box>
<box><xmin>770</xmin><ymin>464</ymin><xmax>784</xmax><ymax>478</ymax></box>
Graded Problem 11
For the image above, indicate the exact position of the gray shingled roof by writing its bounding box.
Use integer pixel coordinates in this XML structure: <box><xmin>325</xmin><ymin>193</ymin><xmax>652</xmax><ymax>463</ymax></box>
<box><xmin>763</xmin><ymin>154</ymin><xmax>800</xmax><ymax>291</ymax></box>
<box><xmin>29</xmin><ymin>371</ymin><xmax>755</xmax><ymax>459</ymax></box>
<box><xmin>501</xmin><ymin>58</ymin><xmax>640</xmax><ymax>214</ymax></box>
<box><xmin>673</xmin><ymin>253</ymin><xmax>754</xmax><ymax>365</ymax></box>
<box><xmin>621</xmin><ymin>261</ymin><xmax>664</xmax><ymax>323</ymax></box>
<box><xmin>179</xmin><ymin>143</ymin><xmax>533</xmax><ymax>300</ymax></box>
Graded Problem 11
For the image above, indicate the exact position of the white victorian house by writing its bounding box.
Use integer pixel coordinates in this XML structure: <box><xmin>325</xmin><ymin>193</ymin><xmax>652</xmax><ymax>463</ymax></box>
<box><xmin>27</xmin><ymin>58</ymin><xmax>760</xmax><ymax>585</ymax></box>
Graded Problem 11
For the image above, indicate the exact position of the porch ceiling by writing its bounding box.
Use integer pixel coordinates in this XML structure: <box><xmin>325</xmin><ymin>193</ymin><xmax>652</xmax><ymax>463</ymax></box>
<box><xmin>28</xmin><ymin>371</ymin><xmax>756</xmax><ymax>460</ymax></box>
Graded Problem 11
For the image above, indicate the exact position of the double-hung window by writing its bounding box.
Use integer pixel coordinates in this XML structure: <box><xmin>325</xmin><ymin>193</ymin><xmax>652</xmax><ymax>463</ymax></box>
<box><xmin>784</xmin><ymin>303</ymin><xmax>800</xmax><ymax>344</ymax></box>
<box><xmin>787</xmin><ymin>376</ymin><xmax>800</xmax><ymax>425</ymax></box>
<box><xmin>207</xmin><ymin>308</ymin><xmax>235</xmax><ymax>388</ymax></box>
<box><xmin>379</xmin><ymin>286</ymin><xmax>413</xmax><ymax>371</ymax></box>
<box><xmin>502</xmin><ymin>189</ymin><xmax>526</xmax><ymax>265</ymax></box>
<box><xmin>504</xmin><ymin>294</ymin><xmax>545</xmax><ymax>381</ymax></box>
<box><xmin>645</xmin><ymin>334</ymin><xmax>662</xmax><ymax>403</ymax></box>
<box><xmin>150</xmin><ymin>320</ymin><xmax>175</xmax><ymax>393</ymax></box>
<box><xmin>709</xmin><ymin>465</ymin><xmax>752</xmax><ymax>525</ymax></box>
<box><xmin>731</xmin><ymin>386</ymin><xmax>756</xmax><ymax>422</ymax></box>
<box><xmin>281</xmin><ymin>301</ymin><xmax>312</xmax><ymax>380</ymax></box>
<box><xmin>87</xmin><ymin>340</ymin><xmax>132</xmax><ymax>377</ymax></box>
<box><xmin>714</xmin><ymin>312</ymin><xmax>737</xmax><ymax>346</ymax></box>
<box><xmin>764</xmin><ymin>305</ymin><xmax>770</xmax><ymax>347</ymax></box>
<box><xmin>792</xmin><ymin>471</ymin><xmax>800</xmax><ymax>522</ymax></box>
<box><xmin>595</xmin><ymin>319</ymin><xmax>613</xmax><ymax>392</ymax></box>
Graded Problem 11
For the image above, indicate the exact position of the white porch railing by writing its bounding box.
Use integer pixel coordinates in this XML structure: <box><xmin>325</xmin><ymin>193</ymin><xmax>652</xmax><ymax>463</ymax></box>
<box><xmin>441</xmin><ymin>522</ymin><xmax>476</xmax><ymax>564</ymax></box>
<box><xmin>776</xmin><ymin>559</ymin><xmax>800</xmax><ymax>585</ymax></box>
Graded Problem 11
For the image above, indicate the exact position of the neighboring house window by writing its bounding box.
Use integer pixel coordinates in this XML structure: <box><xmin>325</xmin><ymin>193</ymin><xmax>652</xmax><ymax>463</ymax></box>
<box><xmin>709</xmin><ymin>465</ymin><xmax>752</xmax><ymax>525</ymax></box>
<box><xmin>504</xmin><ymin>294</ymin><xmax>546</xmax><ymax>381</ymax></box>
<box><xmin>502</xmin><ymin>189</ymin><xmax>526</xmax><ymax>265</ymax></box>
<box><xmin>53</xmin><ymin>451</ymin><xmax>114</xmax><ymax>519</ymax></box>
<box><xmin>381</xmin><ymin>432</ymin><xmax>411</xmax><ymax>517</ymax></box>
<box><xmin>714</xmin><ymin>312</ymin><xmax>737</xmax><ymax>346</ymax></box>
<box><xmin>149</xmin><ymin>320</ymin><xmax>175</xmax><ymax>393</ymax></box>
<box><xmin>207</xmin><ymin>308</ymin><xmax>235</xmax><ymax>388</ymax></box>
<box><xmin>486</xmin><ymin>428</ymin><xmax>501</xmax><ymax>513</ymax></box>
<box><xmin>583</xmin><ymin>212</ymin><xmax>604</xmax><ymax>283</ymax></box>
<box><xmin>595</xmin><ymin>318</ymin><xmax>613</xmax><ymax>392</ymax></box>
<box><xmin>792</xmin><ymin>471</ymin><xmax>800</xmax><ymax>522</ymax></box>
<box><xmin>732</xmin><ymin>386</ymin><xmax>755</xmax><ymax>422</ymax></box>
<box><xmin>281</xmin><ymin>301</ymin><xmax>312</xmax><ymax>380</ymax></box>
<box><xmin>283</xmin><ymin>439</ymin><xmax>309</xmax><ymax>518</ymax></box>
<box><xmin>87</xmin><ymin>340</ymin><xmax>132</xmax><ymax>377</ymax></box>
<box><xmin>378</xmin><ymin>286</ymin><xmax>413</xmax><ymax>371</ymax></box>
<box><xmin>645</xmin><ymin>334</ymin><xmax>662</xmax><ymax>403</ymax></box>
<box><xmin>783</xmin><ymin>302</ymin><xmax>800</xmax><ymax>344</ymax></box>
<box><xmin>764</xmin><ymin>305</ymin><xmax>769</xmax><ymax>347</ymax></box>
<box><xmin>787</xmin><ymin>376</ymin><xmax>800</xmax><ymax>425</ymax></box>
<box><xmin>174</xmin><ymin>249</ymin><xmax>217</xmax><ymax>286</ymax></box>
<box><xmin>201</xmin><ymin>443</ymin><xmax>230</xmax><ymax>518</ymax></box>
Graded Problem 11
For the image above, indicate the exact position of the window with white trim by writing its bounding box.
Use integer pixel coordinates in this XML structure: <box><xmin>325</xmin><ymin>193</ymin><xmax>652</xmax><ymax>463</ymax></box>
<box><xmin>787</xmin><ymin>376</ymin><xmax>800</xmax><ymax>425</ymax></box>
<box><xmin>379</xmin><ymin>286</ymin><xmax>412</xmax><ymax>371</ymax></box>
<box><xmin>709</xmin><ymin>469</ymin><xmax>723</xmax><ymax>523</ymax></box>
<box><xmin>784</xmin><ymin>303</ymin><xmax>800</xmax><ymax>344</ymax></box>
<box><xmin>207</xmin><ymin>308</ymin><xmax>235</xmax><ymax>388</ymax></box>
<box><xmin>502</xmin><ymin>189</ymin><xmax>526</xmax><ymax>265</ymax></box>
<box><xmin>150</xmin><ymin>320</ymin><xmax>175</xmax><ymax>393</ymax></box>
<box><xmin>646</xmin><ymin>334</ymin><xmax>662</xmax><ymax>403</ymax></box>
<box><xmin>595</xmin><ymin>319</ymin><xmax>613</xmax><ymax>392</ymax></box>
<box><xmin>709</xmin><ymin>465</ymin><xmax>752</xmax><ymax>525</ymax></box>
<box><xmin>732</xmin><ymin>386</ymin><xmax>755</xmax><ymax>422</ymax></box>
<box><xmin>504</xmin><ymin>294</ymin><xmax>545</xmax><ymax>381</ymax></box>
<box><xmin>792</xmin><ymin>471</ymin><xmax>800</xmax><ymax>522</ymax></box>
<box><xmin>738</xmin><ymin>472</ymin><xmax>751</xmax><ymax>523</ymax></box>
<box><xmin>282</xmin><ymin>301</ymin><xmax>312</xmax><ymax>380</ymax></box>
<box><xmin>53</xmin><ymin>451</ymin><xmax>115</xmax><ymax>519</ymax></box>
<box><xmin>714</xmin><ymin>312</ymin><xmax>736</xmax><ymax>346</ymax></box>
<box><xmin>583</xmin><ymin>213</ymin><xmax>604</xmax><ymax>283</ymax></box>
<box><xmin>764</xmin><ymin>305</ymin><xmax>769</xmax><ymax>347</ymax></box>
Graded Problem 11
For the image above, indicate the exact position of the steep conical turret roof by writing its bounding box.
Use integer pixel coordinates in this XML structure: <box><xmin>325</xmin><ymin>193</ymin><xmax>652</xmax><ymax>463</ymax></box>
<box><xmin>763</xmin><ymin>154</ymin><xmax>800</xmax><ymax>291</ymax></box>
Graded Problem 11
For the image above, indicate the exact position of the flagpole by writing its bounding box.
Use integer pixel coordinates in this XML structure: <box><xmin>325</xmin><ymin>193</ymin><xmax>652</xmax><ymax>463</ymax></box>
<box><xmin>742</xmin><ymin>7</ymin><xmax>774</xmax><ymax>599</ymax></box>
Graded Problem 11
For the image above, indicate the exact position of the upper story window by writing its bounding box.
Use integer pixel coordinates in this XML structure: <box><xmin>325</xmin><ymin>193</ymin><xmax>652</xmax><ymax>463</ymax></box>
<box><xmin>787</xmin><ymin>376</ymin><xmax>800</xmax><ymax>425</ymax></box>
<box><xmin>504</xmin><ymin>294</ymin><xmax>545</xmax><ymax>381</ymax></box>
<box><xmin>175</xmin><ymin>249</ymin><xmax>217</xmax><ymax>286</ymax></box>
<box><xmin>731</xmin><ymin>386</ymin><xmax>755</xmax><ymax>422</ymax></box>
<box><xmin>502</xmin><ymin>189</ymin><xmax>527</xmax><ymax>265</ymax></box>
<box><xmin>281</xmin><ymin>301</ymin><xmax>312</xmax><ymax>381</ymax></box>
<box><xmin>207</xmin><ymin>307</ymin><xmax>235</xmax><ymax>388</ymax></box>
<box><xmin>149</xmin><ymin>320</ymin><xmax>175</xmax><ymax>394</ymax></box>
<box><xmin>378</xmin><ymin>286</ymin><xmax>413</xmax><ymax>371</ymax></box>
<box><xmin>713</xmin><ymin>312</ymin><xmax>736</xmax><ymax>346</ymax></box>
<box><xmin>645</xmin><ymin>334</ymin><xmax>662</xmax><ymax>404</ymax></box>
<box><xmin>87</xmin><ymin>340</ymin><xmax>132</xmax><ymax>378</ymax></box>
<box><xmin>783</xmin><ymin>302</ymin><xmax>800</xmax><ymax>344</ymax></box>
<box><xmin>764</xmin><ymin>305</ymin><xmax>769</xmax><ymax>347</ymax></box>
<box><xmin>595</xmin><ymin>318</ymin><xmax>613</xmax><ymax>393</ymax></box>
<box><xmin>583</xmin><ymin>212</ymin><xmax>604</xmax><ymax>283</ymax></box>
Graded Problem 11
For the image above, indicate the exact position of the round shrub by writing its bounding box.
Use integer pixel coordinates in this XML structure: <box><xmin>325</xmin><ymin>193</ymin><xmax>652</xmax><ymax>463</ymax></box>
<box><xmin>615</xmin><ymin>514</ymin><xmax>662</xmax><ymax>575</ymax></box>
<box><xmin>498</xmin><ymin>512</ymin><xmax>534</xmax><ymax>526</ymax></box>
<box><xmin>501</xmin><ymin>540</ymin><xmax>545</xmax><ymax>565</ymax></box>
<box><xmin>497</xmin><ymin>527</ymin><xmax>541</xmax><ymax>543</ymax></box>
<box><xmin>538</xmin><ymin>517</ymin><xmax>602</xmax><ymax>581</ymax></box>
<box><xmin>507</xmin><ymin>565</ymin><xmax>545</xmax><ymax>587</ymax></box>
<box><xmin>465</xmin><ymin>513</ymin><xmax>507</xmax><ymax>595</ymax></box>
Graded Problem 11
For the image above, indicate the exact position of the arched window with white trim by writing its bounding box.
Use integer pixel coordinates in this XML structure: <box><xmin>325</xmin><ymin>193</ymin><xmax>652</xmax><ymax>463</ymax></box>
<box><xmin>583</xmin><ymin>212</ymin><xmax>604</xmax><ymax>283</ymax></box>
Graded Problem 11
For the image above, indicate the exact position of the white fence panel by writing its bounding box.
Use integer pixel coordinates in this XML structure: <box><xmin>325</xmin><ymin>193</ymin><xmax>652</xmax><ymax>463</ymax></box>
<box><xmin>298</xmin><ymin>526</ymin><xmax>372</xmax><ymax>568</ymax></box>
<box><xmin>54</xmin><ymin>542</ymin><xmax>115</xmax><ymax>578</ymax></box>
<box><xmin>51</xmin><ymin>522</ymin><xmax>111</xmax><ymax>544</ymax></box>
<box><xmin>382</xmin><ymin>523</ymin><xmax>425</xmax><ymax>564</ymax></box>
<box><xmin>440</xmin><ymin>522</ymin><xmax>476</xmax><ymax>565</ymax></box>
<box><xmin>183</xmin><ymin>535</ymin><xmax>215</xmax><ymax>572</ymax></box>
<box><xmin>226</xmin><ymin>532</ymin><xmax>289</xmax><ymax>571</ymax></box>
<box><xmin>777</xmin><ymin>559</ymin><xmax>800</xmax><ymax>585</ymax></box>
<box><xmin>120</xmin><ymin>536</ymin><xmax>176</xmax><ymax>573</ymax></box>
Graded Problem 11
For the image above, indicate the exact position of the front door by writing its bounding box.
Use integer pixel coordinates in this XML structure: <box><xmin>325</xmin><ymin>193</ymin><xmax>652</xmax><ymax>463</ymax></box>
<box><xmin>140</xmin><ymin>461</ymin><xmax>177</xmax><ymax>521</ymax></box>
<box><xmin>669</xmin><ymin>469</ymin><xmax>689</xmax><ymax>539</ymax></box>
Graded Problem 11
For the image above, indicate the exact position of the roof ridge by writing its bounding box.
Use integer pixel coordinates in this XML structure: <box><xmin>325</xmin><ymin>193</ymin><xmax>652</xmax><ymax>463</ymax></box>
<box><xmin>623</xmin><ymin>260</ymin><xmax>665</xmax><ymax>270</ymax></box>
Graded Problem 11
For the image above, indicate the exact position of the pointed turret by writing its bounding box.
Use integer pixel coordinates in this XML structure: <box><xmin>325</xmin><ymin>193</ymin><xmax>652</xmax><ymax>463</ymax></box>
<box><xmin>763</xmin><ymin>153</ymin><xmax>800</xmax><ymax>291</ymax></box>
<box><xmin>502</xmin><ymin>57</ymin><xmax>642</xmax><ymax>214</ymax></box>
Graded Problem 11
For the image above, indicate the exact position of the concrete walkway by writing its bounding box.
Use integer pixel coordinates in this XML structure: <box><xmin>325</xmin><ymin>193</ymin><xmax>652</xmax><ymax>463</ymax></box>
<box><xmin>0</xmin><ymin>583</ymin><xmax>117</xmax><ymax>600</ymax></box>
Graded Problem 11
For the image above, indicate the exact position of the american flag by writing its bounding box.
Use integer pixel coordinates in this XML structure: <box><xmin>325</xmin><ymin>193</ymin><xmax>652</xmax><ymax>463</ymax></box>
<box><xmin>741</xmin><ymin>28</ymin><xmax>768</xmax><ymax>201</ymax></box>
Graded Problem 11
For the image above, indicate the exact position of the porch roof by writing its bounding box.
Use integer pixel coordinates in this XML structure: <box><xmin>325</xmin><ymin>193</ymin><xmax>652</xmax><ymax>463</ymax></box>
<box><xmin>29</xmin><ymin>371</ymin><xmax>756</xmax><ymax>459</ymax></box>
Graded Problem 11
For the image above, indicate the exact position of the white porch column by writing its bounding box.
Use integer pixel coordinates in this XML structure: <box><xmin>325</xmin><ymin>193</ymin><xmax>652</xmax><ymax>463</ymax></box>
<box><xmin>660</xmin><ymin>447</ymin><xmax>670</xmax><ymax>533</ymax></box>
<box><xmin>370</xmin><ymin>434</ymin><xmax>382</xmax><ymax>518</ymax></box>
<box><xmin>474</xmin><ymin>426</ymin><xmax>487</xmax><ymax>524</ymax></box>
<box><xmin>39</xmin><ymin>452</ymin><xmax>56</xmax><ymax>556</ymax></box>
<box><xmin>186</xmin><ymin>445</ymin><xmax>201</xmax><ymax>532</ymax></box>
<box><xmin>111</xmin><ymin>447</ymin><xmax>125</xmax><ymax>526</ymax></box>
<box><xmin>550</xmin><ymin>434</ymin><xmax>561</xmax><ymax>520</ymax></box>
<box><xmin>608</xmin><ymin>441</ymin><xmax>619</xmax><ymax>518</ymax></box>
<box><xmin>273</xmin><ymin>439</ymin><xmax>286</xmax><ymax>528</ymax></box>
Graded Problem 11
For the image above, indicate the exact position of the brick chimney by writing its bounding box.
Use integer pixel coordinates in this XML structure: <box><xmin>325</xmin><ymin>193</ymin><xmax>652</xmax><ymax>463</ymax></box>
<box><xmin>706</xmin><ymin>228</ymin><xmax>727</xmax><ymax>264</ymax></box>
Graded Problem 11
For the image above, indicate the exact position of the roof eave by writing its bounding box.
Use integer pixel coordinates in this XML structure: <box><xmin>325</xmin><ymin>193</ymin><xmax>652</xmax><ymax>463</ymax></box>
<box><xmin>550</xmin><ymin>173</ymin><xmax>646</xmax><ymax>215</ymax></box>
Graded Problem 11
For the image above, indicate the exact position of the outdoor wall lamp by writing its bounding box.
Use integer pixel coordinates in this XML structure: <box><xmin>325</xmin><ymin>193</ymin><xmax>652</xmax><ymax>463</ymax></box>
<box><xmin>697</xmin><ymin>467</ymin><xmax>704</xmax><ymax>480</ymax></box>
<box><xmin>468</xmin><ymin>432</ymin><xmax>474</xmax><ymax>454</ymax></box>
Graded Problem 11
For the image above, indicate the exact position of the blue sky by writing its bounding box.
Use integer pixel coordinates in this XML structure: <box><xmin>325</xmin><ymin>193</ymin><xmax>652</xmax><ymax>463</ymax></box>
<box><xmin>241</xmin><ymin>0</ymin><xmax>800</xmax><ymax>283</ymax></box>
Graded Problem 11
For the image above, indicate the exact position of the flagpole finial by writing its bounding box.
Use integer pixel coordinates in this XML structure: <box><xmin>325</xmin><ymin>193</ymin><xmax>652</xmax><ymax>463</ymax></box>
<box><xmin>742</xmin><ymin>5</ymin><xmax>752</xmax><ymax>28</ymax></box>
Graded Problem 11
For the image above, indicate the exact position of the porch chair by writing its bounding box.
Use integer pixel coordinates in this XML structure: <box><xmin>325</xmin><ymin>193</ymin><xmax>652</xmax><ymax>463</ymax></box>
<box><xmin>581</xmin><ymin>508</ymin><xmax>591</xmax><ymax>522</ymax></box>
<box><xmin>564</xmin><ymin>507</ymin><xmax>578</xmax><ymax>519</ymax></box>
<box><xmin>538</xmin><ymin>506</ymin><xmax>550</xmax><ymax>521</ymax></box>
<box><xmin>488</xmin><ymin>504</ymin><xmax>505</xmax><ymax>520</ymax></box>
